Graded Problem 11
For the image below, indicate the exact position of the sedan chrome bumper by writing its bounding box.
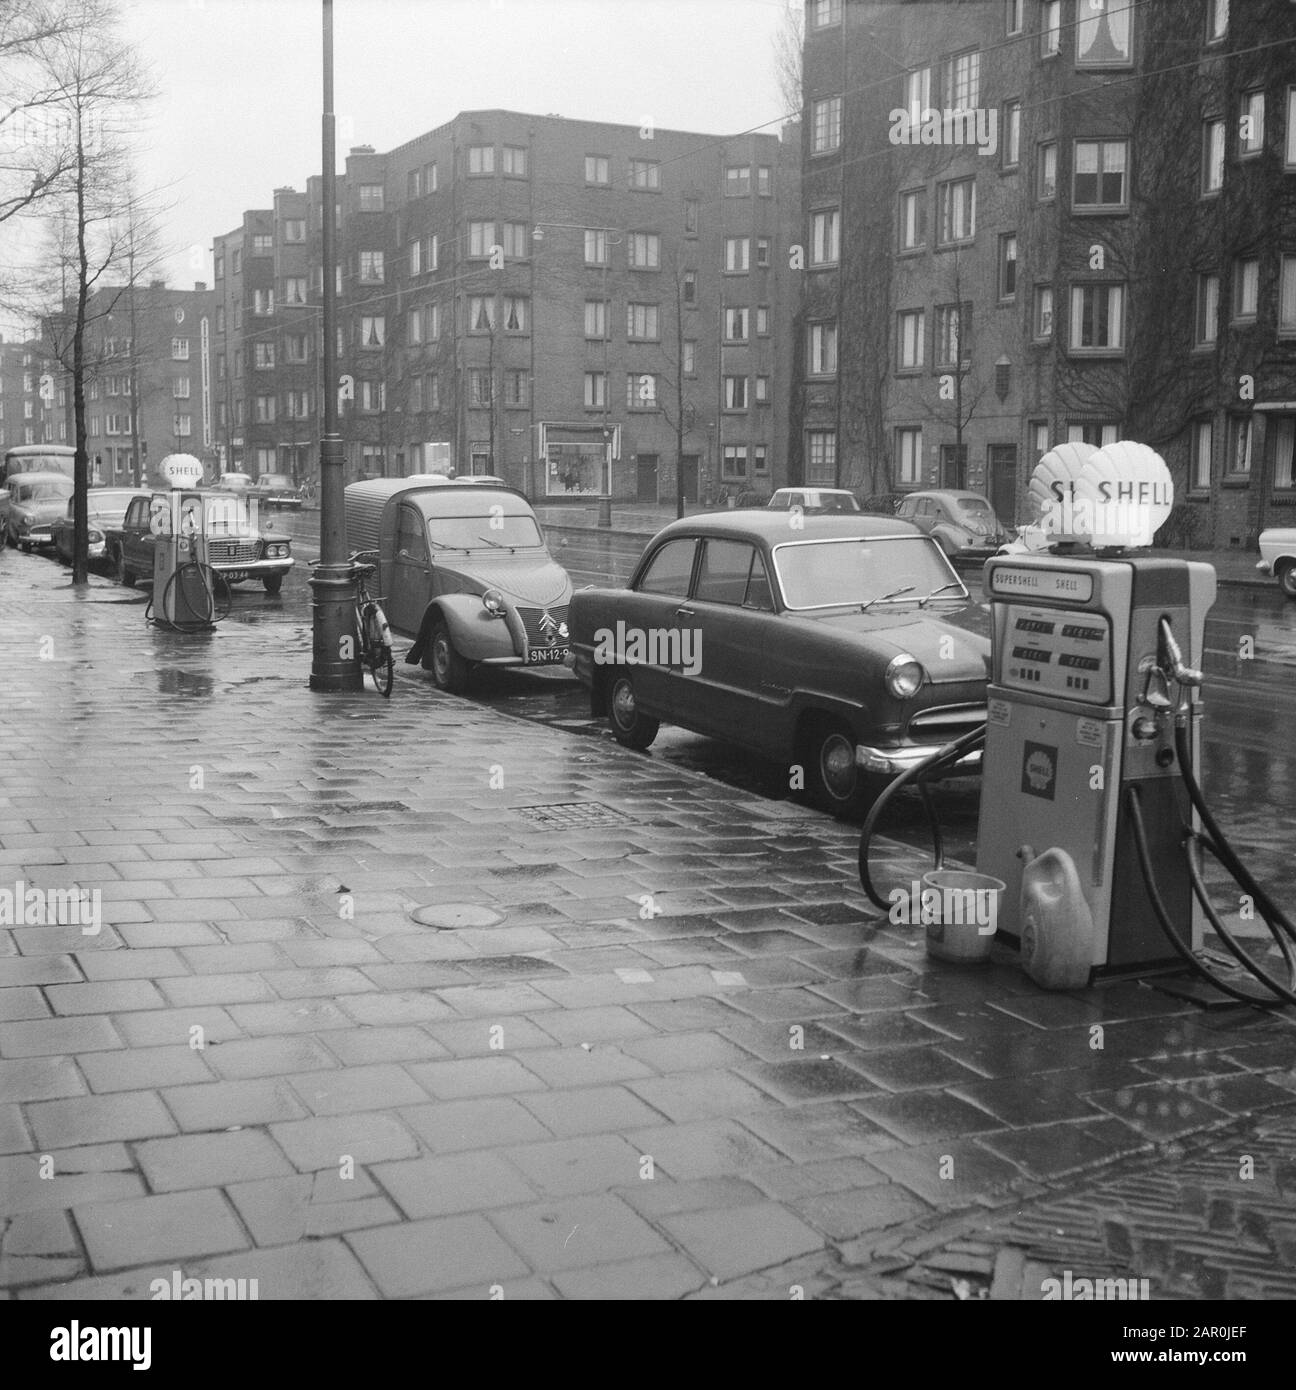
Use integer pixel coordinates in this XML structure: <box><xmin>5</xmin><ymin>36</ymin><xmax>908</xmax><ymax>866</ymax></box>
<box><xmin>856</xmin><ymin>743</ymin><xmax>982</xmax><ymax>777</ymax></box>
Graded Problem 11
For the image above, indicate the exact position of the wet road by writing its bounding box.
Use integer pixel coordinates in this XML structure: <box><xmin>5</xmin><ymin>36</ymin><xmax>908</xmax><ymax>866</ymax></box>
<box><xmin>220</xmin><ymin>517</ymin><xmax>1296</xmax><ymax>931</ymax></box>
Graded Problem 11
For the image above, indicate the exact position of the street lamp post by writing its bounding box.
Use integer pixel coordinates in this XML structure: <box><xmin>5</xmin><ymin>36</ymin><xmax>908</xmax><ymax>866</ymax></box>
<box><xmin>309</xmin><ymin>0</ymin><xmax>361</xmax><ymax>691</ymax></box>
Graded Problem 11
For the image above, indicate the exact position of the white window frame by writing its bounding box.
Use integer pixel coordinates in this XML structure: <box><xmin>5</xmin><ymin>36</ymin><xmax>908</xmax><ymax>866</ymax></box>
<box><xmin>897</xmin><ymin>309</ymin><xmax>925</xmax><ymax>370</ymax></box>
<box><xmin>896</xmin><ymin>427</ymin><xmax>922</xmax><ymax>485</ymax></box>
<box><xmin>1069</xmin><ymin>283</ymin><xmax>1126</xmax><ymax>353</ymax></box>
<box><xmin>811</xmin><ymin>95</ymin><xmax>843</xmax><ymax>154</ymax></box>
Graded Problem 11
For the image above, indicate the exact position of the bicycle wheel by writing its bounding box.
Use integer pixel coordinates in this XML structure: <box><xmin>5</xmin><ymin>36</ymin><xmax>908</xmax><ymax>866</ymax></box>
<box><xmin>362</xmin><ymin>605</ymin><xmax>393</xmax><ymax>697</ymax></box>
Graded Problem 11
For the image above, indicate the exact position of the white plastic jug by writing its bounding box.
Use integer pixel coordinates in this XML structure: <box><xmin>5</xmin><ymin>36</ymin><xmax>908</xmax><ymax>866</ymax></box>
<box><xmin>1019</xmin><ymin>847</ymin><xmax>1094</xmax><ymax>990</ymax></box>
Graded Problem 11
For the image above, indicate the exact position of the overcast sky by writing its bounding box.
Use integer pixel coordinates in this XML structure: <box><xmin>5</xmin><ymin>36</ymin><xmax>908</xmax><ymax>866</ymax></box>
<box><xmin>114</xmin><ymin>0</ymin><xmax>795</xmax><ymax>287</ymax></box>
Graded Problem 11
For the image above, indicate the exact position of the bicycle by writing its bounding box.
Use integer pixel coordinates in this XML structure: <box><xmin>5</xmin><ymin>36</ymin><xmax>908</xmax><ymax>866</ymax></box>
<box><xmin>351</xmin><ymin>550</ymin><xmax>394</xmax><ymax>697</ymax></box>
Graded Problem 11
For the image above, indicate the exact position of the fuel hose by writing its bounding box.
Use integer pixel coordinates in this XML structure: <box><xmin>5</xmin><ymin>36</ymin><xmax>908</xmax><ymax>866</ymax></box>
<box><xmin>144</xmin><ymin>560</ymin><xmax>230</xmax><ymax>633</ymax></box>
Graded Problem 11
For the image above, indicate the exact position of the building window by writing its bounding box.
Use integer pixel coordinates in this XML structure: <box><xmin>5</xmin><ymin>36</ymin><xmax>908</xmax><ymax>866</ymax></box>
<box><xmin>1006</xmin><ymin>0</ymin><xmax>1024</xmax><ymax>35</ymax></box>
<box><xmin>943</xmin><ymin>49</ymin><xmax>980</xmax><ymax>110</ymax></box>
<box><xmin>899</xmin><ymin>189</ymin><xmax>926</xmax><ymax>251</ymax></box>
<box><xmin>934</xmin><ymin>302</ymin><xmax>972</xmax><ymax>368</ymax></box>
<box><xmin>683</xmin><ymin>271</ymin><xmax>697</xmax><ymax>305</ymax></box>
<box><xmin>359</xmin><ymin>251</ymin><xmax>384</xmax><ymax>282</ymax></box>
<box><xmin>469</xmin><ymin>296</ymin><xmax>495</xmax><ymax>332</ymax></box>
<box><xmin>1227</xmin><ymin>415</ymin><xmax>1251</xmax><ymax>474</ymax></box>
<box><xmin>283</xmin><ymin>276</ymin><xmax>307</xmax><ymax>305</ymax></box>
<box><xmin>1077</xmin><ymin>0</ymin><xmax>1132</xmax><ymax>64</ymax></box>
<box><xmin>725</xmin><ymin>166</ymin><xmax>751</xmax><ymax>197</ymax></box>
<box><xmin>426</xmin><ymin>373</ymin><xmax>439</xmax><ymax>410</ymax></box>
<box><xmin>504</xmin><ymin>370</ymin><xmax>528</xmax><ymax>406</ymax></box>
<box><xmin>897</xmin><ymin>309</ymin><xmax>925</xmax><ymax>370</ymax></box>
<box><xmin>174</xmin><ymin>414</ymin><xmax>192</xmax><ymax>437</ymax></box>
<box><xmin>215</xmin><ymin>255</ymin><xmax>224</xmax><ymax>280</ymax></box>
<box><xmin>468</xmin><ymin>371</ymin><xmax>491</xmax><ymax>407</ymax></box>
<box><xmin>1034</xmin><ymin>284</ymin><xmax>1054</xmax><ymax>339</ymax></box>
<box><xmin>253</xmin><ymin>288</ymin><xmax>274</xmax><ymax>316</ymax></box>
<box><xmin>807</xmin><ymin>321</ymin><xmax>838</xmax><ymax>376</ymax></box>
<box><xmin>809</xmin><ymin>0</ymin><xmax>841</xmax><ymax>28</ymax></box>
<box><xmin>756</xmin><ymin>305</ymin><xmax>770</xmax><ymax>335</ymax></box>
<box><xmin>1207</xmin><ymin>0</ymin><xmax>1228</xmax><ymax>42</ymax></box>
<box><xmin>468</xmin><ymin>145</ymin><xmax>495</xmax><ymax>175</ymax></box>
<box><xmin>585</xmin><ymin>300</ymin><xmax>607</xmax><ymax>339</ymax></box>
<box><xmin>1280</xmin><ymin>255</ymin><xmax>1296</xmax><ymax>336</ymax></box>
<box><xmin>425</xmin><ymin>162</ymin><xmax>438</xmax><ymax>192</ymax></box>
<box><xmin>627</xmin><ymin>372</ymin><xmax>658</xmax><ymax>409</ymax></box>
<box><xmin>1191</xmin><ymin>419</ymin><xmax>1213</xmax><ymax>490</ymax></box>
<box><xmin>424</xmin><ymin>303</ymin><xmax>440</xmax><ymax>340</ymax></box>
<box><xmin>806</xmin><ymin>430</ymin><xmax>836</xmax><ymax>484</ymax></box>
<box><xmin>171</xmin><ymin>338</ymin><xmax>189</xmax><ymax>360</ymax></box>
<box><xmin>407</xmin><ymin>167</ymin><xmax>423</xmax><ymax>200</ymax></box>
<box><xmin>584</xmin><ymin>372</ymin><xmax>607</xmax><ymax>408</ymax></box>
<box><xmin>724</xmin><ymin>237</ymin><xmax>750</xmax><ymax>272</ymax></box>
<box><xmin>755</xmin><ymin>375</ymin><xmax>770</xmax><ymax>403</ymax></box>
<box><xmin>1232</xmin><ymin>257</ymin><xmax>1259</xmax><ymax>320</ymax></box>
<box><xmin>358</xmin><ymin>184</ymin><xmax>384</xmax><ymax>212</ymax></box>
<box><xmin>1202</xmin><ymin>119</ymin><xmax>1225</xmax><ymax>193</ymax></box>
<box><xmin>288</xmin><ymin>390</ymin><xmax>310</xmax><ymax>419</ymax></box>
<box><xmin>1003</xmin><ymin>101</ymin><xmax>1021</xmax><ymax>166</ymax></box>
<box><xmin>721</xmin><ymin>444</ymin><xmax>748</xmax><ymax>479</ymax></box>
<box><xmin>1069</xmin><ymin>283</ymin><xmax>1126</xmax><ymax>351</ymax></box>
<box><xmin>253</xmin><ymin>342</ymin><xmax>275</xmax><ymax>369</ymax></box>
<box><xmin>585</xmin><ymin>228</ymin><xmax>608</xmax><ymax>265</ymax></box>
<box><xmin>683</xmin><ymin>340</ymin><xmax>697</xmax><ymax>375</ymax></box>
<box><xmin>1073</xmin><ymin>139</ymin><xmax>1128</xmax><ymax>209</ymax></box>
<box><xmin>251</xmin><ymin>233</ymin><xmax>272</xmax><ymax>255</ymax></box>
<box><xmin>501</xmin><ymin>222</ymin><xmax>529</xmax><ymax>259</ymax></box>
<box><xmin>1274</xmin><ymin>418</ymin><xmax>1295</xmax><ymax>489</ymax></box>
<box><xmin>469</xmin><ymin>221</ymin><xmax>496</xmax><ymax>257</ymax></box>
<box><xmin>360</xmin><ymin>315</ymin><xmax>386</xmax><ymax>347</ymax></box>
<box><xmin>585</xmin><ymin>154</ymin><xmax>609</xmax><ymax>185</ymax></box>
<box><xmin>998</xmin><ymin>233</ymin><xmax>1018</xmax><ymax>300</ymax></box>
<box><xmin>937</xmin><ymin>177</ymin><xmax>976</xmax><ymax>244</ymax></box>
<box><xmin>1239</xmin><ymin>90</ymin><xmax>1264</xmax><ymax>156</ymax></box>
<box><xmin>755</xmin><ymin>238</ymin><xmax>770</xmax><ymax>268</ymax></box>
<box><xmin>809</xmin><ymin>209</ymin><xmax>839</xmax><ymax>266</ymax></box>
<box><xmin>903</xmin><ymin>67</ymin><xmax>931</xmax><ymax>125</ymax></box>
<box><xmin>1040</xmin><ymin>0</ymin><xmax>1061</xmax><ymax>56</ymax></box>
<box><xmin>286</xmin><ymin>333</ymin><xmax>309</xmax><ymax>362</ymax></box>
<box><xmin>627</xmin><ymin>302</ymin><xmax>659</xmax><ymax>340</ymax></box>
<box><xmin>724</xmin><ymin>376</ymin><xmax>748</xmax><ymax>410</ymax></box>
<box><xmin>1038</xmin><ymin>141</ymin><xmax>1058</xmax><ymax>200</ymax></box>
<box><xmin>753</xmin><ymin>444</ymin><xmax>769</xmax><ymax>473</ymax></box>
<box><xmin>1288</xmin><ymin>89</ymin><xmax>1296</xmax><ymax>168</ymax></box>
<box><xmin>811</xmin><ymin>95</ymin><xmax>843</xmax><ymax>153</ymax></box>
<box><xmin>757</xmin><ymin>166</ymin><xmax>772</xmax><ymax>196</ymax></box>
<box><xmin>723</xmin><ymin>306</ymin><xmax>748</xmax><ymax>341</ymax></box>
<box><xmin>255</xmin><ymin>395</ymin><xmax>275</xmax><ymax>423</ymax></box>
<box><xmin>502</xmin><ymin>145</ymin><xmax>527</xmax><ymax>177</ymax></box>
<box><xmin>896</xmin><ymin>427</ymin><xmax>922</xmax><ymax>484</ymax></box>
<box><xmin>630</xmin><ymin>159</ymin><xmax>661</xmax><ymax>190</ymax></box>
<box><xmin>684</xmin><ymin>199</ymin><xmax>699</xmax><ymax>235</ymax></box>
<box><xmin>231</xmin><ymin>248</ymin><xmax>241</xmax><ymax>273</ymax></box>
<box><xmin>628</xmin><ymin>232</ymin><xmax>660</xmax><ymax>268</ymax></box>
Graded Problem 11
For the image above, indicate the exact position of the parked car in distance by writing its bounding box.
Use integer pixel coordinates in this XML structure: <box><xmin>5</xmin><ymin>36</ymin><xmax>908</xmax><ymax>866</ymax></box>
<box><xmin>250</xmin><ymin>472</ymin><xmax>304</xmax><ymax>509</ymax></box>
<box><xmin>767</xmin><ymin>487</ymin><xmax>862</xmax><ymax>514</ymax></box>
<box><xmin>568</xmin><ymin>512</ymin><xmax>990</xmax><ymax>816</ymax></box>
<box><xmin>995</xmin><ymin>522</ymin><xmax>1050</xmax><ymax>557</ymax></box>
<box><xmin>345</xmin><ymin>476</ymin><xmax>573</xmax><ymax>694</ymax></box>
<box><xmin>4</xmin><ymin>472</ymin><xmax>74</xmax><ymax>551</ymax></box>
<box><xmin>51</xmin><ymin>488</ymin><xmax>149</xmax><ymax>567</ymax></box>
<box><xmin>1257</xmin><ymin>527</ymin><xmax>1296</xmax><ymax>597</ymax></box>
<box><xmin>107</xmin><ymin>490</ymin><xmax>294</xmax><ymax>594</ymax></box>
<box><xmin>213</xmin><ymin>472</ymin><xmax>253</xmax><ymax>492</ymax></box>
<box><xmin>895</xmin><ymin>490</ymin><xmax>1010</xmax><ymax>559</ymax></box>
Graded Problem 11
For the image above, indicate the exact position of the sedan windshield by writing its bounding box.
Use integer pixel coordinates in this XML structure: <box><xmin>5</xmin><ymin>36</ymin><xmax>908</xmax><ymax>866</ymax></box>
<box><xmin>18</xmin><ymin>480</ymin><xmax>72</xmax><ymax>501</ymax></box>
<box><xmin>773</xmin><ymin>536</ymin><xmax>964</xmax><ymax>610</ymax></box>
<box><xmin>427</xmin><ymin>514</ymin><xmax>543</xmax><ymax>549</ymax></box>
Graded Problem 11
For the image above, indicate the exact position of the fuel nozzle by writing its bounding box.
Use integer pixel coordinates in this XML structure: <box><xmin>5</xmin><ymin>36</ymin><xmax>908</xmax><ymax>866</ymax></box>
<box><xmin>1157</xmin><ymin>616</ymin><xmax>1202</xmax><ymax>688</ymax></box>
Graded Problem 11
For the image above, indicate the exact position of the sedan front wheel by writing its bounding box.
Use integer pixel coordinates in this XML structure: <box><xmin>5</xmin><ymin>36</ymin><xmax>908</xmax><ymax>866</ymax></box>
<box><xmin>1279</xmin><ymin>562</ymin><xmax>1296</xmax><ymax>600</ymax></box>
<box><xmin>804</xmin><ymin>719</ymin><xmax>887</xmax><ymax>819</ymax></box>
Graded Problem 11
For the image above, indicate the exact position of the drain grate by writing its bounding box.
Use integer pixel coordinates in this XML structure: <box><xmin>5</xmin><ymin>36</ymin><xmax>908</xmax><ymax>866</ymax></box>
<box><xmin>514</xmin><ymin>801</ymin><xmax>637</xmax><ymax>830</ymax></box>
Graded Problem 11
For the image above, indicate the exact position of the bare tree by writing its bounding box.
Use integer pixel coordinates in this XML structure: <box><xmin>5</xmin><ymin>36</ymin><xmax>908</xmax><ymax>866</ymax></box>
<box><xmin>21</xmin><ymin>0</ymin><xmax>155</xmax><ymax>584</ymax></box>
<box><xmin>771</xmin><ymin>2</ymin><xmax>804</xmax><ymax>116</ymax></box>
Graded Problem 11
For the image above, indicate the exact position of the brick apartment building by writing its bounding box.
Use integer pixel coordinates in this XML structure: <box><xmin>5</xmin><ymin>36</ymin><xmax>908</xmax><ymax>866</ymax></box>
<box><xmin>212</xmin><ymin>109</ymin><xmax>799</xmax><ymax>503</ymax></box>
<box><xmin>798</xmin><ymin>0</ymin><xmax>1296</xmax><ymax>547</ymax></box>
<box><xmin>0</xmin><ymin>335</ymin><xmax>65</xmax><ymax>459</ymax></box>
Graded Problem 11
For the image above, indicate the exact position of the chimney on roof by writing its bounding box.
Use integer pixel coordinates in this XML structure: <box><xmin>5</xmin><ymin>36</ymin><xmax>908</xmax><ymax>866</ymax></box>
<box><xmin>349</xmin><ymin>144</ymin><xmax>375</xmax><ymax>155</ymax></box>
<box><xmin>194</xmin><ymin>281</ymin><xmax>207</xmax><ymax>292</ymax></box>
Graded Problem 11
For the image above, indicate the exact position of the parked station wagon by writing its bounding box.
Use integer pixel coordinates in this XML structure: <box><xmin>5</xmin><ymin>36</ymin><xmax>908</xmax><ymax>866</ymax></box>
<box><xmin>344</xmin><ymin>477</ymin><xmax>574</xmax><ymax>693</ymax></box>
<box><xmin>568</xmin><ymin>512</ymin><xmax>990</xmax><ymax>815</ymax></box>
<box><xmin>1257</xmin><ymin>527</ymin><xmax>1296</xmax><ymax>598</ymax></box>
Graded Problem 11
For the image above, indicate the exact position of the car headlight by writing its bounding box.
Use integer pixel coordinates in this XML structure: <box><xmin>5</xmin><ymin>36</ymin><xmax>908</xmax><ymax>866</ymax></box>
<box><xmin>885</xmin><ymin>654</ymin><xmax>925</xmax><ymax>699</ymax></box>
<box><xmin>88</xmin><ymin>529</ymin><xmax>104</xmax><ymax>543</ymax></box>
<box><xmin>481</xmin><ymin>588</ymin><xmax>505</xmax><ymax>616</ymax></box>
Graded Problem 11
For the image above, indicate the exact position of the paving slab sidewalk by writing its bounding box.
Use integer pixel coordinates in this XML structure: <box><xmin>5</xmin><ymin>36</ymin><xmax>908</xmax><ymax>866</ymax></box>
<box><xmin>1</xmin><ymin>552</ymin><xmax>1293</xmax><ymax>1301</ymax></box>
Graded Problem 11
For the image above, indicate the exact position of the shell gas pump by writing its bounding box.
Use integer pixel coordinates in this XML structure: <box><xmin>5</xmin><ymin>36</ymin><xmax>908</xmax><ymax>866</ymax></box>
<box><xmin>974</xmin><ymin>441</ymin><xmax>1216</xmax><ymax>987</ymax></box>
<box><xmin>150</xmin><ymin>455</ymin><xmax>216</xmax><ymax>632</ymax></box>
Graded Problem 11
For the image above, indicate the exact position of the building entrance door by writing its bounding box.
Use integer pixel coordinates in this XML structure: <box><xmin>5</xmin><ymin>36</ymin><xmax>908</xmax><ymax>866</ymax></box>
<box><xmin>636</xmin><ymin>454</ymin><xmax>659</xmax><ymax>502</ymax></box>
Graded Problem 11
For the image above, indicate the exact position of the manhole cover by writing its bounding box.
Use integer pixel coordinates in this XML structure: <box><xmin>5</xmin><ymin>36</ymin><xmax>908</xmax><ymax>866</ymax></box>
<box><xmin>514</xmin><ymin>801</ymin><xmax>636</xmax><ymax>830</ymax></box>
<box><xmin>409</xmin><ymin>903</ymin><xmax>505</xmax><ymax>930</ymax></box>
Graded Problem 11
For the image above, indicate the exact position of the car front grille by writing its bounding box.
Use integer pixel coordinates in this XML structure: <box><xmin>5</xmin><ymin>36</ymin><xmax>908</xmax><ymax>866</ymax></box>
<box><xmin>907</xmin><ymin>703</ymin><xmax>987</xmax><ymax>742</ymax></box>
<box><xmin>517</xmin><ymin>604</ymin><xmax>569</xmax><ymax>649</ymax></box>
<box><xmin>208</xmin><ymin>540</ymin><xmax>259</xmax><ymax>565</ymax></box>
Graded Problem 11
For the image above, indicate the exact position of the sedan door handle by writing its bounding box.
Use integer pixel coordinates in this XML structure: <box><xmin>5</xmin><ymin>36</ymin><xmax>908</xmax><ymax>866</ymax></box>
<box><xmin>675</xmin><ymin>606</ymin><xmax>695</xmax><ymax>618</ymax></box>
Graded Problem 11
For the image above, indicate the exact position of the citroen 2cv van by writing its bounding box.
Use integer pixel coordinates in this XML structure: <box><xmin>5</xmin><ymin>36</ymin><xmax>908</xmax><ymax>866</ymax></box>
<box><xmin>344</xmin><ymin>477</ymin><xmax>573</xmax><ymax>693</ymax></box>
